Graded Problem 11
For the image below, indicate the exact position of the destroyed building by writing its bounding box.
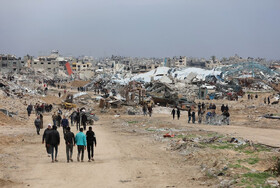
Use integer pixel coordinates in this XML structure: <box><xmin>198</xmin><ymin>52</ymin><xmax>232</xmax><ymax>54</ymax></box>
<box><xmin>0</xmin><ymin>54</ymin><xmax>25</xmax><ymax>73</ymax></box>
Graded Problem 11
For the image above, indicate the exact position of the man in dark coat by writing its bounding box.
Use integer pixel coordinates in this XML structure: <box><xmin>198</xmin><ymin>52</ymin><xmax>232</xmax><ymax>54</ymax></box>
<box><xmin>188</xmin><ymin>108</ymin><xmax>191</xmax><ymax>123</ymax></box>
<box><xmin>81</xmin><ymin>113</ymin><xmax>87</xmax><ymax>130</ymax></box>
<box><xmin>86</xmin><ymin>126</ymin><xmax>97</xmax><ymax>162</ymax></box>
<box><xmin>64</xmin><ymin>127</ymin><xmax>75</xmax><ymax>163</ymax></box>
<box><xmin>27</xmin><ymin>104</ymin><xmax>33</xmax><ymax>117</ymax></box>
<box><xmin>176</xmin><ymin>108</ymin><xmax>180</xmax><ymax>120</ymax></box>
<box><xmin>61</xmin><ymin>116</ymin><xmax>69</xmax><ymax>135</ymax></box>
<box><xmin>171</xmin><ymin>108</ymin><xmax>176</xmax><ymax>120</ymax></box>
<box><xmin>221</xmin><ymin>104</ymin><xmax>225</xmax><ymax>113</ymax></box>
<box><xmin>192</xmin><ymin>111</ymin><xmax>195</xmax><ymax>123</ymax></box>
<box><xmin>34</xmin><ymin>115</ymin><xmax>41</xmax><ymax>135</ymax></box>
<box><xmin>224</xmin><ymin>105</ymin><xmax>229</xmax><ymax>112</ymax></box>
<box><xmin>76</xmin><ymin>109</ymin><xmax>81</xmax><ymax>131</ymax></box>
<box><xmin>56</xmin><ymin>113</ymin><xmax>62</xmax><ymax>127</ymax></box>
<box><xmin>47</xmin><ymin>126</ymin><xmax>60</xmax><ymax>163</ymax></box>
<box><xmin>42</xmin><ymin>124</ymin><xmax>52</xmax><ymax>157</ymax></box>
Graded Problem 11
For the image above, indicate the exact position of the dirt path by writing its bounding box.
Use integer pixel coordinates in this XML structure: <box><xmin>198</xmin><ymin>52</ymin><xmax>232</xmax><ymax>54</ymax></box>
<box><xmin>190</xmin><ymin>124</ymin><xmax>280</xmax><ymax>148</ymax></box>
<box><xmin>1</xmin><ymin>114</ymin><xmax>204</xmax><ymax>188</ymax></box>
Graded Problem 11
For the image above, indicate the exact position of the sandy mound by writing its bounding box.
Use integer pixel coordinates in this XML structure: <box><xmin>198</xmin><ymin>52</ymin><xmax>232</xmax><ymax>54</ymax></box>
<box><xmin>70</xmin><ymin>80</ymin><xmax>90</xmax><ymax>87</ymax></box>
<box><xmin>0</xmin><ymin>112</ymin><xmax>22</xmax><ymax>126</ymax></box>
<box><xmin>40</xmin><ymin>95</ymin><xmax>62</xmax><ymax>105</ymax></box>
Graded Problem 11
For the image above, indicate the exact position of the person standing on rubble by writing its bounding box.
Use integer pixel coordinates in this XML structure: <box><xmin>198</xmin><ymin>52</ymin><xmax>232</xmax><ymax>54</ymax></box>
<box><xmin>268</xmin><ymin>97</ymin><xmax>270</xmax><ymax>105</ymax></box>
<box><xmin>42</xmin><ymin>124</ymin><xmax>52</xmax><ymax>157</ymax></box>
<box><xmin>142</xmin><ymin>104</ymin><xmax>147</xmax><ymax>116</ymax></box>
<box><xmin>27</xmin><ymin>104</ymin><xmax>33</xmax><ymax>117</ymax></box>
<box><xmin>47</xmin><ymin>125</ymin><xmax>60</xmax><ymax>163</ymax></box>
<box><xmin>264</xmin><ymin>97</ymin><xmax>267</xmax><ymax>104</ymax></box>
<box><xmin>148</xmin><ymin>104</ymin><xmax>153</xmax><ymax>117</ymax></box>
<box><xmin>191</xmin><ymin>111</ymin><xmax>196</xmax><ymax>123</ymax></box>
<box><xmin>75</xmin><ymin>128</ymin><xmax>87</xmax><ymax>162</ymax></box>
<box><xmin>58</xmin><ymin>92</ymin><xmax>61</xmax><ymax>98</ymax></box>
<box><xmin>177</xmin><ymin>108</ymin><xmax>180</xmax><ymax>120</ymax></box>
<box><xmin>222</xmin><ymin>110</ymin><xmax>230</xmax><ymax>125</ymax></box>
<box><xmin>34</xmin><ymin>115</ymin><xmax>41</xmax><ymax>135</ymax></box>
<box><xmin>172</xmin><ymin>108</ymin><xmax>176</xmax><ymax>120</ymax></box>
<box><xmin>198</xmin><ymin>102</ymin><xmax>201</xmax><ymax>110</ymax></box>
<box><xmin>64</xmin><ymin>127</ymin><xmax>75</xmax><ymax>163</ymax></box>
<box><xmin>202</xmin><ymin>102</ymin><xmax>205</xmax><ymax>110</ymax></box>
<box><xmin>86</xmin><ymin>126</ymin><xmax>97</xmax><ymax>162</ymax></box>
<box><xmin>198</xmin><ymin>108</ymin><xmax>203</xmax><ymax>124</ymax></box>
<box><xmin>188</xmin><ymin>108</ymin><xmax>191</xmax><ymax>123</ymax></box>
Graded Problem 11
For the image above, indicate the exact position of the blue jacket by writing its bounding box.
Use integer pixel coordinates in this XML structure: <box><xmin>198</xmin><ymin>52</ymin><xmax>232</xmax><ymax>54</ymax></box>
<box><xmin>75</xmin><ymin>132</ymin><xmax>87</xmax><ymax>146</ymax></box>
<box><xmin>61</xmin><ymin>119</ymin><xmax>69</xmax><ymax>128</ymax></box>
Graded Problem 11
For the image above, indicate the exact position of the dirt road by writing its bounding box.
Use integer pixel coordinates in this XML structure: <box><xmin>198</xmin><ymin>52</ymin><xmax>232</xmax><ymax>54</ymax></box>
<box><xmin>192</xmin><ymin>124</ymin><xmax>280</xmax><ymax>148</ymax></box>
<box><xmin>1</xmin><ymin>112</ymin><xmax>280</xmax><ymax>188</ymax></box>
<box><xmin>1</xmin><ymin>114</ymin><xmax>204</xmax><ymax>188</ymax></box>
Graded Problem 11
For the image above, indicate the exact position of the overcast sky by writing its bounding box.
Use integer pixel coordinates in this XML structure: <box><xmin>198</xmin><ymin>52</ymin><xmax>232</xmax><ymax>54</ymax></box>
<box><xmin>0</xmin><ymin>0</ymin><xmax>280</xmax><ymax>59</ymax></box>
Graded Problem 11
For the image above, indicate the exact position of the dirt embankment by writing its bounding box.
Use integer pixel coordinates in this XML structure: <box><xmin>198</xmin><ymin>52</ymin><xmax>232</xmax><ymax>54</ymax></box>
<box><xmin>0</xmin><ymin>112</ymin><xmax>22</xmax><ymax>126</ymax></box>
<box><xmin>40</xmin><ymin>95</ymin><xmax>62</xmax><ymax>105</ymax></box>
<box><xmin>70</xmin><ymin>80</ymin><xmax>90</xmax><ymax>87</ymax></box>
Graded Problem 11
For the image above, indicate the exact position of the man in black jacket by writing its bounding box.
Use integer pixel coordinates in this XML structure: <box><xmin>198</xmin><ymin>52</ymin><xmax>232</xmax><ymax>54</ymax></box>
<box><xmin>56</xmin><ymin>114</ymin><xmax>62</xmax><ymax>127</ymax></box>
<box><xmin>34</xmin><ymin>115</ymin><xmax>41</xmax><ymax>135</ymax></box>
<box><xmin>176</xmin><ymin>108</ymin><xmax>180</xmax><ymax>120</ymax></box>
<box><xmin>86</xmin><ymin>126</ymin><xmax>97</xmax><ymax>162</ymax></box>
<box><xmin>27</xmin><ymin>104</ymin><xmax>33</xmax><ymax>117</ymax></box>
<box><xmin>76</xmin><ymin>109</ymin><xmax>81</xmax><ymax>131</ymax></box>
<box><xmin>64</xmin><ymin>127</ymin><xmax>75</xmax><ymax>163</ymax></box>
<box><xmin>188</xmin><ymin>108</ymin><xmax>191</xmax><ymax>123</ymax></box>
<box><xmin>81</xmin><ymin>113</ymin><xmax>87</xmax><ymax>131</ymax></box>
<box><xmin>42</xmin><ymin>124</ymin><xmax>52</xmax><ymax>157</ymax></box>
<box><xmin>47</xmin><ymin>125</ymin><xmax>60</xmax><ymax>163</ymax></box>
<box><xmin>221</xmin><ymin>104</ymin><xmax>225</xmax><ymax>113</ymax></box>
<box><xmin>171</xmin><ymin>108</ymin><xmax>176</xmax><ymax>120</ymax></box>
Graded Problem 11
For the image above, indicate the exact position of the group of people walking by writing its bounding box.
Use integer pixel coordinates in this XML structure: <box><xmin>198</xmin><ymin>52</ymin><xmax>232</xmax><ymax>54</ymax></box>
<box><xmin>27</xmin><ymin>103</ymin><xmax>53</xmax><ymax>116</ymax></box>
<box><xmin>42</xmin><ymin>125</ymin><xmax>97</xmax><ymax>163</ymax></box>
<box><xmin>169</xmin><ymin>102</ymin><xmax>230</xmax><ymax>125</ymax></box>
<box><xmin>70</xmin><ymin>108</ymin><xmax>88</xmax><ymax>131</ymax></box>
<box><xmin>142</xmin><ymin>103</ymin><xmax>153</xmax><ymax>117</ymax></box>
<box><xmin>51</xmin><ymin>108</ymin><xmax>88</xmax><ymax>132</ymax></box>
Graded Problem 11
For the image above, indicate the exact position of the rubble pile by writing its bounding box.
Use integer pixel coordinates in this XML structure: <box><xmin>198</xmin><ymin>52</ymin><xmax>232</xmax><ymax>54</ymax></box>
<box><xmin>72</xmin><ymin>62</ymin><xmax>280</xmax><ymax>113</ymax></box>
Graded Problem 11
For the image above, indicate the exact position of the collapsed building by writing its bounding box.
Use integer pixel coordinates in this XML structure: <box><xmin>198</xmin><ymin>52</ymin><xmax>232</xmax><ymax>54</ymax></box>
<box><xmin>82</xmin><ymin>61</ymin><xmax>280</xmax><ymax>109</ymax></box>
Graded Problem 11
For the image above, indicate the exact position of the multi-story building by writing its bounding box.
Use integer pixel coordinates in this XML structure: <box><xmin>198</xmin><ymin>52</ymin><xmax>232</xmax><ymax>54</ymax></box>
<box><xmin>0</xmin><ymin>54</ymin><xmax>25</xmax><ymax>73</ymax></box>
<box><xmin>205</xmin><ymin>59</ymin><xmax>221</xmax><ymax>69</ymax></box>
<box><xmin>30</xmin><ymin>50</ymin><xmax>67</xmax><ymax>73</ymax></box>
<box><xmin>71</xmin><ymin>61</ymin><xmax>92</xmax><ymax>72</ymax></box>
